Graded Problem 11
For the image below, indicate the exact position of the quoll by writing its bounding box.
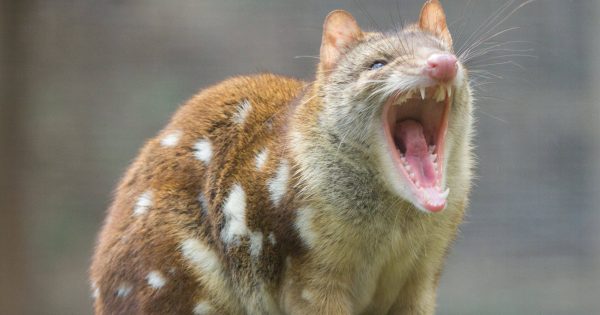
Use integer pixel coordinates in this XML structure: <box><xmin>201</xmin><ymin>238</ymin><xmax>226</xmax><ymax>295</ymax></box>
<box><xmin>91</xmin><ymin>1</ymin><xmax>474</xmax><ymax>314</ymax></box>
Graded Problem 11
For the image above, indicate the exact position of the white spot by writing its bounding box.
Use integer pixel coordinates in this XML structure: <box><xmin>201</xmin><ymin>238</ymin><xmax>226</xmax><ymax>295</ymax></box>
<box><xmin>91</xmin><ymin>282</ymin><xmax>99</xmax><ymax>299</ymax></box>
<box><xmin>220</xmin><ymin>184</ymin><xmax>249</xmax><ymax>245</ymax></box>
<box><xmin>193</xmin><ymin>301</ymin><xmax>215</xmax><ymax>315</ymax></box>
<box><xmin>198</xmin><ymin>193</ymin><xmax>209</xmax><ymax>216</ymax></box>
<box><xmin>133</xmin><ymin>190</ymin><xmax>153</xmax><ymax>216</ymax></box>
<box><xmin>232</xmin><ymin>99</ymin><xmax>252</xmax><ymax>125</ymax></box>
<box><xmin>268</xmin><ymin>160</ymin><xmax>289</xmax><ymax>206</ymax></box>
<box><xmin>116</xmin><ymin>283</ymin><xmax>132</xmax><ymax>297</ymax></box>
<box><xmin>267</xmin><ymin>232</ymin><xmax>276</xmax><ymax>245</ymax></box>
<box><xmin>181</xmin><ymin>239</ymin><xmax>236</xmax><ymax>311</ymax></box>
<box><xmin>181</xmin><ymin>239</ymin><xmax>221</xmax><ymax>274</ymax></box>
<box><xmin>295</xmin><ymin>206</ymin><xmax>317</xmax><ymax>248</ymax></box>
<box><xmin>160</xmin><ymin>130</ymin><xmax>182</xmax><ymax>147</ymax></box>
<box><xmin>249</xmin><ymin>231</ymin><xmax>263</xmax><ymax>258</ymax></box>
<box><xmin>255</xmin><ymin>148</ymin><xmax>269</xmax><ymax>170</ymax></box>
<box><xmin>194</xmin><ymin>138</ymin><xmax>213</xmax><ymax>164</ymax></box>
<box><xmin>146</xmin><ymin>270</ymin><xmax>166</xmax><ymax>289</ymax></box>
<box><xmin>301</xmin><ymin>289</ymin><xmax>314</xmax><ymax>302</ymax></box>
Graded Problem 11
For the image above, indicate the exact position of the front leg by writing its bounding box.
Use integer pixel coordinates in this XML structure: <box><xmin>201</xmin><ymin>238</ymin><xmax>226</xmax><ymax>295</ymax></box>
<box><xmin>282</xmin><ymin>275</ymin><xmax>354</xmax><ymax>315</ymax></box>
<box><xmin>281</xmin><ymin>254</ymin><xmax>355</xmax><ymax>315</ymax></box>
<box><xmin>388</xmin><ymin>223</ymin><xmax>459</xmax><ymax>315</ymax></box>
<box><xmin>388</xmin><ymin>200</ymin><xmax>466</xmax><ymax>315</ymax></box>
<box><xmin>387</xmin><ymin>269</ymin><xmax>437</xmax><ymax>315</ymax></box>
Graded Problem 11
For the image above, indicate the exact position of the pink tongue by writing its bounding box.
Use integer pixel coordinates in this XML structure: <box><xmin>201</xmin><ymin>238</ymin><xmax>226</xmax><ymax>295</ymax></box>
<box><xmin>396</xmin><ymin>120</ymin><xmax>428</xmax><ymax>157</ymax></box>
<box><xmin>395</xmin><ymin>120</ymin><xmax>437</xmax><ymax>187</ymax></box>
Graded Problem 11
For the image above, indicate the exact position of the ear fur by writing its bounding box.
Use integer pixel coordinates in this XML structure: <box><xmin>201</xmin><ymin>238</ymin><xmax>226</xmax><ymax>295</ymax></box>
<box><xmin>419</xmin><ymin>0</ymin><xmax>453</xmax><ymax>47</ymax></box>
<box><xmin>319</xmin><ymin>10</ymin><xmax>363</xmax><ymax>73</ymax></box>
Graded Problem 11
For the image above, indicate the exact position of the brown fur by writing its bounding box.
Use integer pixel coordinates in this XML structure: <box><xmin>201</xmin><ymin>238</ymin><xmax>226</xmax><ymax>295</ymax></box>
<box><xmin>91</xmin><ymin>2</ymin><xmax>474</xmax><ymax>314</ymax></box>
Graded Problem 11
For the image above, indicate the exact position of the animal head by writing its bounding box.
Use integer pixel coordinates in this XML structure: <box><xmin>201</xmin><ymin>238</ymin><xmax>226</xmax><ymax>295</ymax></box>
<box><xmin>293</xmin><ymin>0</ymin><xmax>473</xmax><ymax>214</ymax></box>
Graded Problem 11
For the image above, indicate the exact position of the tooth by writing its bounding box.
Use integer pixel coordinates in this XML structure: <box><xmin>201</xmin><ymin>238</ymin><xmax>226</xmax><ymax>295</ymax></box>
<box><xmin>431</xmin><ymin>154</ymin><xmax>437</xmax><ymax>162</ymax></box>
<box><xmin>435</xmin><ymin>86</ymin><xmax>445</xmax><ymax>102</ymax></box>
<box><xmin>399</xmin><ymin>95</ymin><xmax>408</xmax><ymax>104</ymax></box>
<box><xmin>405</xmin><ymin>164</ymin><xmax>411</xmax><ymax>171</ymax></box>
<box><xmin>447</xmin><ymin>85</ymin><xmax>452</xmax><ymax>97</ymax></box>
<box><xmin>395</xmin><ymin>95</ymin><xmax>405</xmax><ymax>105</ymax></box>
<box><xmin>420</xmin><ymin>88</ymin><xmax>426</xmax><ymax>100</ymax></box>
<box><xmin>441</xmin><ymin>188</ymin><xmax>449</xmax><ymax>199</ymax></box>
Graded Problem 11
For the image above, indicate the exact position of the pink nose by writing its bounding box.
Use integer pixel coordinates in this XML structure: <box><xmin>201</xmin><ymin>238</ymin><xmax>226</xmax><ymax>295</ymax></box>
<box><xmin>424</xmin><ymin>53</ymin><xmax>457</xmax><ymax>82</ymax></box>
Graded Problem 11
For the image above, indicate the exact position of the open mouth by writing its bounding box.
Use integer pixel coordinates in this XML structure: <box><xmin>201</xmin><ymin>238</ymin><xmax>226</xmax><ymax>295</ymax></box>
<box><xmin>382</xmin><ymin>85</ymin><xmax>452</xmax><ymax>212</ymax></box>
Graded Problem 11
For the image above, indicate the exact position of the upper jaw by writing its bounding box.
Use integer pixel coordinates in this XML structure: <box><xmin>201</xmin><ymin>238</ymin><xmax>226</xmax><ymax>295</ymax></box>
<box><xmin>380</xmin><ymin>83</ymin><xmax>453</xmax><ymax>213</ymax></box>
<box><xmin>392</xmin><ymin>84</ymin><xmax>453</xmax><ymax>105</ymax></box>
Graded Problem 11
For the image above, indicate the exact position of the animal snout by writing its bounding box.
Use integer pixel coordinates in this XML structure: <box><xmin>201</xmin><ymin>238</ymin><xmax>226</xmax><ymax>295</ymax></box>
<box><xmin>424</xmin><ymin>53</ymin><xmax>457</xmax><ymax>82</ymax></box>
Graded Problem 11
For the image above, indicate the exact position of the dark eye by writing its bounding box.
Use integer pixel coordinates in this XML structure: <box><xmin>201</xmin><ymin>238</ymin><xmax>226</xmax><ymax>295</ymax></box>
<box><xmin>369</xmin><ymin>60</ymin><xmax>388</xmax><ymax>70</ymax></box>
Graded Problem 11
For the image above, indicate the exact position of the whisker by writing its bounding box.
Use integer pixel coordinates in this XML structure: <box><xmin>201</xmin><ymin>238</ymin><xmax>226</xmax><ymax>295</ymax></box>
<box><xmin>460</xmin><ymin>27</ymin><xmax>522</xmax><ymax>62</ymax></box>
<box><xmin>294</xmin><ymin>55</ymin><xmax>320</xmax><ymax>60</ymax></box>
<box><xmin>469</xmin><ymin>60</ymin><xmax>526</xmax><ymax>70</ymax></box>
<box><xmin>476</xmin><ymin>109</ymin><xmax>509</xmax><ymax>124</ymax></box>
<box><xmin>457</xmin><ymin>0</ymin><xmax>515</xmax><ymax>56</ymax></box>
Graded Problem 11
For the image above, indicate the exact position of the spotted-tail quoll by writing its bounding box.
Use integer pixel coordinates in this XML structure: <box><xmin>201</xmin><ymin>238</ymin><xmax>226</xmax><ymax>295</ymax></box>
<box><xmin>91</xmin><ymin>1</ymin><xmax>474</xmax><ymax>314</ymax></box>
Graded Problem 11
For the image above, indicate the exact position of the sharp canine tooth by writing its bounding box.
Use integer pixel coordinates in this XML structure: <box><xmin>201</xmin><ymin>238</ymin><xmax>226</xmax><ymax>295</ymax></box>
<box><xmin>420</xmin><ymin>88</ymin><xmax>426</xmax><ymax>100</ymax></box>
<box><xmin>447</xmin><ymin>86</ymin><xmax>452</xmax><ymax>97</ymax></box>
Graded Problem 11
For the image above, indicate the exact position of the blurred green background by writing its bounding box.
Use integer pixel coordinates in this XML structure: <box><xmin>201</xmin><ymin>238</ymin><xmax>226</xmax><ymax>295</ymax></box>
<box><xmin>1</xmin><ymin>0</ymin><xmax>599</xmax><ymax>314</ymax></box>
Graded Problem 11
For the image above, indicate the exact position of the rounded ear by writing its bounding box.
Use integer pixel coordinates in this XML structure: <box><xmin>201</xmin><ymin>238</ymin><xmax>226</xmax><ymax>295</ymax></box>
<box><xmin>419</xmin><ymin>0</ymin><xmax>453</xmax><ymax>47</ymax></box>
<box><xmin>319</xmin><ymin>10</ymin><xmax>363</xmax><ymax>72</ymax></box>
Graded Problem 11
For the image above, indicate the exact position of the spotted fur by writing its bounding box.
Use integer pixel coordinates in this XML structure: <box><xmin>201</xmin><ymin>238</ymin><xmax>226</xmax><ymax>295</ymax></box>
<box><xmin>91</xmin><ymin>2</ymin><xmax>474</xmax><ymax>314</ymax></box>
